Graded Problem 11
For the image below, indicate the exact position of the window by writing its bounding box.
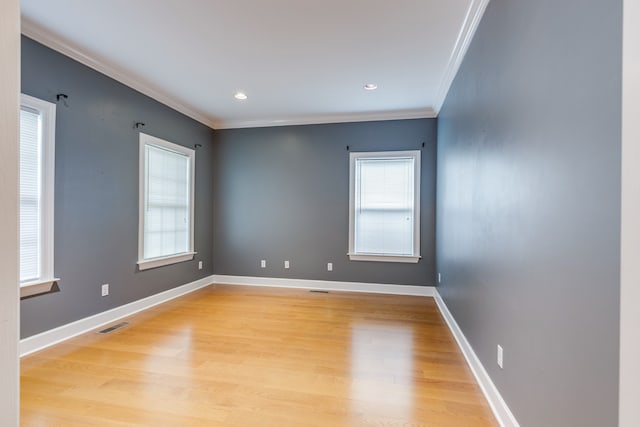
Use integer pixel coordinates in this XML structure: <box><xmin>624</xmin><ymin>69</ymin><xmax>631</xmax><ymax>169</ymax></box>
<box><xmin>138</xmin><ymin>133</ymin><xmax>195</xmax><ymax>270</ymax></box>
<box><xmin>19</xmin><ymin>94</ymin><xmax>58</xmax><ymax>293</ymax></box>
<box><xmin>348</xmin><ymin>150</ymin><xmax>421</xmax><ymax>263</ymax></box>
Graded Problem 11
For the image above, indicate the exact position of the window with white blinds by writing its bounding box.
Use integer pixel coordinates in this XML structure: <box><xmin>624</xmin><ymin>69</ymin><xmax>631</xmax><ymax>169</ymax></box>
<box><xmin>138</xmin><ymin>133</ymin><xmax>195</xmax><ymax>270</ymax></box>
<box><xmin>19</xmin><ymin>94</ymin><xmax>56</xmax><ymax>286</ymax></box>
<box><xmin>348</xmin><ymin>151</ymin><xmax>421</xmax><ymax>263</ymax></box>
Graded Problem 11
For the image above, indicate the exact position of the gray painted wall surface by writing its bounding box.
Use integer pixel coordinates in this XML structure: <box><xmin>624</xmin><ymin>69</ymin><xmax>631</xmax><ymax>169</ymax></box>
<box><xmin>213</xmin><ymin>120</ymin><xmax>436</xmax><ymax>286</ymax></box>
<box><xmin>21</xmin><ymin>37</ymin><xmax>215</xmax><ymax>338</ymax></box>
<box><xmin>437</xmin><ymin>1</ymin><xmax>621</xmax><ymax>426</ymax></box>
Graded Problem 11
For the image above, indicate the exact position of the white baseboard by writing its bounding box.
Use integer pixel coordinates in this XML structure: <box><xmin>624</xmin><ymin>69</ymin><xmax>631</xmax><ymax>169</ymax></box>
<box><xmin>20</xmin><ymin>275</ymin><xmax>214</xmax><ymax>357</ymax></box>
<box><xmin>19</xmin><ymin>273</ymin><xmax>517</xmax><ymax>427</ymax></box>
<box><xmin>434</xmin><ymin>290</ymin><xmax>520</xmax><ymax>427</ymax></box>
<box><xmin>211</xmin><ymin>274</ymin><xmax>435</xmax><ymax>296</ymax></box>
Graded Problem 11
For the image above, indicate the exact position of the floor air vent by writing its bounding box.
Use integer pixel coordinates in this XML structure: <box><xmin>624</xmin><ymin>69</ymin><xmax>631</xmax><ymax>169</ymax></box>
<box><xmin>98</xmin><ymin>322</ymin><xmax>129</xmax><ymax>334</ymax></box>
<box><xmin>310</xmin><ymin>290</ymin><xmax>329</xmax><ymax>293</ymax></box>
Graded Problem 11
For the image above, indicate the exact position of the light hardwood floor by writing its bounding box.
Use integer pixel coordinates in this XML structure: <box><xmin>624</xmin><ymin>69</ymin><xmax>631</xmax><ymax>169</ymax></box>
<box><xmin>21</xmin><ymin>285</ymin><xmax>497</xmax><ymax>426</ymax></box>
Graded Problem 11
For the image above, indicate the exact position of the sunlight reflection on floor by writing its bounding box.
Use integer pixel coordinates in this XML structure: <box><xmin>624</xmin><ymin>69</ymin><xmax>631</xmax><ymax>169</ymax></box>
<box><xmin>349</xmin><ymin>322</ymin><xmax>414</xmax><ymax>421</ymax></box>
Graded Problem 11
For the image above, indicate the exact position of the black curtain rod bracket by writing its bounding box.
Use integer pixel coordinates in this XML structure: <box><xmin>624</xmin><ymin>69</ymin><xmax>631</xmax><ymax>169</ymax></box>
<box><xmin>56</xmin><ymin>93</ymin><xmax>69</xmax><ymax>107</ymax></box>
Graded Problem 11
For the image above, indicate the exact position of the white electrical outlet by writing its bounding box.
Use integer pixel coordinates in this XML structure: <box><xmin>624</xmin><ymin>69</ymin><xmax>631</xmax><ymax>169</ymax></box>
<box><xmin>101</xmin><ymin>284</ymin><xmax>109</xmax><ymax>297</ymax></box>
<box><xmin>198</xmin><ymin>261</ymin><xmax>203</xmax><ymax>270</ymax></box>
<box><xmin>284</xmin><ymin>260</ymin><xmax>290</xmax><ymax>269</ymax></box>
<box><xmin>327</xmin><ymin>262</ymin><xmax>333</xmax><ymax>272</ymax></box>
<box><xmin>260</xmin><ymin>260</ymin><xmax>266</xmax><ymax>268</ymax></box>
<box><xmin>497</xmin><ymin>345</ymin><xmax>504</xmax><ymax>369</ymax></box>
<box><xmin>438</xmin><ymin>273</ymin><xmax>442</xmax><ymax>283</ymax></box>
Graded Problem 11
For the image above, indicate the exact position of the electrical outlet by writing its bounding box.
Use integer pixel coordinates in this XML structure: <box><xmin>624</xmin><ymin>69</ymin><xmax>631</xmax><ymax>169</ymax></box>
<box><xmin>327</xmin><ymin>262</ymin><xmax>333</xmax><ymax>272</ymax></box>
<box><xmin>260</xmin><ymin>259</ymin><xmax>266</xmax><ymax>268</ymax></box>
<box><xmin>101</xmin><ymin>284</ymin><xmax>109</xmax><ymax>297</ymax></box>
<box><xmin>284</xmin><ymin>260</ymin><xmax>290</xmax><ymax>269</ymax></box>
<box><xmin>497</xmin><ymin>345</ymin><xmax>504</xmax><ymax>369</ymax></box>
<box><xmin>198</xmin><ymin>261</ymin><xmax>203</xmax><ymax>270</ymax></box>
<box><xmin>438</xmin><ymin>273</ymin><xmax>442</xmax><ymax>283</ymax></box>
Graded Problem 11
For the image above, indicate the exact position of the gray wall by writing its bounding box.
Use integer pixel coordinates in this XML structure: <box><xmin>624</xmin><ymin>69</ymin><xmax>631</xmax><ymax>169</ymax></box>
<box><xmin>21</xmin><ymin>37</ymin><xmax>215</xmax><ymax>338</ymax></box>
<box><xmin>214</xmin><ymin>120</ymin><xmax>436</xmax><ymax>286</ymax></box>
<box><xmin>436</xmin><ymin>1</ymin><xmax>621</xmax><ymax>426</ymax></box>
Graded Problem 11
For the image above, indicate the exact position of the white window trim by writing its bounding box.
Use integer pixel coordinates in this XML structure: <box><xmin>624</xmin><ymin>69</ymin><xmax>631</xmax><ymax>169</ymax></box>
<box><xmin>348</xmin><ymin>150</ymin><xmax>421</xmax><ymax>263</ymax></box>
<box><xmin>19</xmin><ymin>94</ymin><xmax>59</xmax><ymax>297</ymax></box>
<box><xmin>20</xmin><ymin>278</ymin><xmax>58</xmax><ymax>298</ymax></box>
<box><xmin>137</xmin><ymin>132</ymin><xmax>195</xmax><ymax>271</ymax></box>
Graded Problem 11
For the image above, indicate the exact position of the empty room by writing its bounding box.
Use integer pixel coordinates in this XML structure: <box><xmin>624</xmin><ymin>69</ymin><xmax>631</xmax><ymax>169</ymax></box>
<box><xmin>1</xmin><ymin>0</ymin><xmax>639</xmax><ymax>426</ymax></box>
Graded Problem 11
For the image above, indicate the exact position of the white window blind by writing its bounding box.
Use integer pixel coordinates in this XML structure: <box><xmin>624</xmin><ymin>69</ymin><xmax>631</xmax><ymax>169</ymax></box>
<box><xmin>19</xmin><ymin>94</ymin><xmax>56</xmax><ymax>289</ymax></box>
<box><xmin>349</xmin><ymin>151</ymin><xmax>420</xmax><ymax>263</ymax></box>
<box><xmin>20</xmin><ymin>107</ymin><xmax>41</xmax><ymax>282</ymax></box>
<box><xmin>138</xmin><ymin>133</ymin><xmax>195</xmax><ymax>270</ymax></box>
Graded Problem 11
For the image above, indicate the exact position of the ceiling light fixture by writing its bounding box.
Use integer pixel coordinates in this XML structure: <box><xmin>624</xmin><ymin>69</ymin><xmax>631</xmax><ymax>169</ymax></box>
<box><xmin>363</xmin><ymin>83</ymin><xmax>378</xmax><ymax>91</ymax></box>
<box><xmin>234</xmin><ymin>92</ymin><xmax>248</xmax><ymax>100</ymax></box>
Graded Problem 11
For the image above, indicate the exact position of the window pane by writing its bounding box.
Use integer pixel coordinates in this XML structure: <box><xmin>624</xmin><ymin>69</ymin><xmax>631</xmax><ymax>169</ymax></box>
<box><xmin>143</xmin><ymin>144</ymin><xmax>190</xmax><ymax>259</ymax></box>
<box><xmin>354</xmin><ymin>157</ymin><xmax>415</xmax><ymax>255</ymax></box>
<box><xmin>19</xmin><ymin>107</ymin><xmax>41</xmax><ymax>282</ymax></box>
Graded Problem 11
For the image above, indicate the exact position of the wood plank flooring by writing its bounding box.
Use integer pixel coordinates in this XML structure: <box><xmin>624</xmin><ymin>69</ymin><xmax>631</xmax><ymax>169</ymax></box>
<box><xmin>21</xmin><ymin>285</ymin><xmax>497</xmax><ymax>426</ymax></box>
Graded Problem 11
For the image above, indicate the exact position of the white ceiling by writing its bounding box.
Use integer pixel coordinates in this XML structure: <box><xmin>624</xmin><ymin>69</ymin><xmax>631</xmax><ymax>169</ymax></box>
<box><xmin>20</xmin><ymin>0</ymin><xmax>488</xmax><ymax>129</ymax></box>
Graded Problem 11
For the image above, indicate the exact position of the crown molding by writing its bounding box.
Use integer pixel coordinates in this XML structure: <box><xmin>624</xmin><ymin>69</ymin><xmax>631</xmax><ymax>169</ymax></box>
<box><xmin>21</xmin><ymin>16</ymin><xmax>447</xmax><ymax>131</ymax></box>
<box><xmin>21</xmin><ymin>17</ymin><xmax>218</xmax><ymax>130</ymax></box>
<box><xmin>433</xmin><ymin>0</ymin><xmax>490</xmax><ymax>113</ymax></box>
<box><xmin>214</xmin><ymin>108</ymin><xmax>437</xmax><ymax>130</ymax></box>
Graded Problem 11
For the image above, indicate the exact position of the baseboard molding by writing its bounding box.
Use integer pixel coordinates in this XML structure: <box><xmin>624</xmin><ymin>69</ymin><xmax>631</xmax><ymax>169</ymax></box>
<box><xmin>18</xmin><ymin>272</ymin><xmax>517</xmax><ymax>426</ymax></box>
<box><xmin>211</xmin><ymin>274</ymin><xmax>435</xmax><ymax>296</ymax></box>
<box><xmin>20</xmin><ymin>275</ymin><xmax>214</xmax><ymax>357</ymax></box>
<box><xmin>434</xmin><ymin>290</ymin><xmax>520</xmax><ymax>427</ymax></box>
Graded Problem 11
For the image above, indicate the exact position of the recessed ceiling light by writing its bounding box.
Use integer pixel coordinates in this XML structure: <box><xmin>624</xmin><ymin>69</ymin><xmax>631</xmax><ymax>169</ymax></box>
<box><xmin>363</xmin><ymin>83</ymin><xmax>378</xmax><ymax>91</ymax></box>
<box><xmin>234</xmin><ymin>92</ymin><xmax>247</xmax><ymax>100</ymax></box>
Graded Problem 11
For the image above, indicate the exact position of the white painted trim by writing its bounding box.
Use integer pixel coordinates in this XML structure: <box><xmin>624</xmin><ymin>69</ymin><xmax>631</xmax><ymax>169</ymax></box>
<box><xmin>619</xmin><ymin>1</ymin><xmax>640</xmax><ymax>425</ymax></box>
<box><xmin>214</xmin><ymin>108</ymin><xmax>437</xmax><ymax>130</ymax></box>
<box><xmin>20</xmin><ymin>18</ymin><xmax>438</xmax><ymax>130</ymax></box>
<box><xmin>20</xmin><ymin>18</ymin><xmax>217</xmax><ymax>130</ymax></box>
<box><xmin>20</xmin><ymin>275</ymin><xmax>432</xmax><ymax>356</ymax></box>
<box><xmin>20</xmin><ymin>275</ymin><xmax>213</xmax><ymax>357</ymax></box>
<box><xmin>17</xmin><ymin>271</ymin><xmax>520</xmax><ymax>427</ymax></box>
<box><xmin>347</xmin><ymin>254</ymin><xmax>420</xmax><ymax>263</ymax></box>
<box><xmin>348</xmin><ymin>150</ymin><xmax>421</xmax><ymax>261</ymax></box>
<box><xmin>434</xmin><ymin>290</ymin><xmax>519</xmax><ymax>427</ymax></box>
<box><xmin>20</xmin><ymin>94</ymin><xmax>56</xmax><ymax>287</ymax></box>
<box><xmin>19</xmin><ymin>278</ymin><xmax>59</xmax><ymax>298</ymax></box>
<box><xmin>137</xmin><ymin>253</ymin><xmax>195</xmax><ymax>271</ymax></box>
<box><xmin>433</xmin><ymin>0</ymin><xmax>490</xmax><ymax>113</ymax></box>
<box><xmin>138</xmin><ymin>132</ymin><xmax>195</xmax><ymax>269</ymax></box>
<box><xmin>211</xmin><ymin>275</ymin><xmax>434</xmax><ymax>296</ymax></box>
<box><xmin>215</xmin><ymin>273</ymin><xmax>520</xmax><ymax>426</ymax></box>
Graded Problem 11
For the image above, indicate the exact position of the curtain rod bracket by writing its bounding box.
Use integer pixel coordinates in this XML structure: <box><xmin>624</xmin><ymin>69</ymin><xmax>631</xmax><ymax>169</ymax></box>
<box><xmin>56</xmin><ymin>93</ymin><xmax>69</xmax><ymax>107</ymax></box>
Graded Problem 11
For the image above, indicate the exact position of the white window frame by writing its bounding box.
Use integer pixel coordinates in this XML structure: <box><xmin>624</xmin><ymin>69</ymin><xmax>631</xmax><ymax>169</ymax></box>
<box><xmin>348</xmin><ymin>150</ymin><xmax>421</xmax><ymax>263</ymax></box>
<box><xmin>137</xmin><ymin>132</ymin><xmax>196</xmax><ymax>270</ymax></box>
<box><xmin>19</xmin><ymin>94</ymin><xmax>59</xmax><ymax>297</ymax></box>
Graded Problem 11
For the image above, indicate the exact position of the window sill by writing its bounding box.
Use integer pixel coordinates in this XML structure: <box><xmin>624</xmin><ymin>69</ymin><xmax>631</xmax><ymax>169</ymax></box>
<box><xmin>137</xmin><ymin>252</ymin><xmax>196</xmax><ymax>271</ymax></box>
<box><xmin>348</xmin><ymin>253</ymin><xmax>421</xmax><ymax>263</ymax></box>
<box><xmin>20</xmin><ymin>278</ymin><xmax>59</xmax><ymax>298</ymax></box>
